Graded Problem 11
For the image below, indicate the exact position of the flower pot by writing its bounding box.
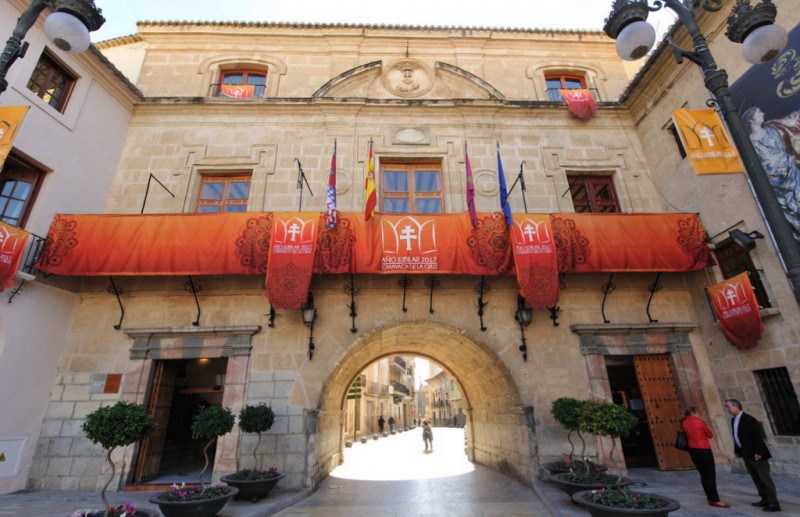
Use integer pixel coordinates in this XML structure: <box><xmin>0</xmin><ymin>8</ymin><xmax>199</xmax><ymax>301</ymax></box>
<box><xmin>571</xmin><ymin>489</ymin><xmax>680</xmax><ymax>517</ymax></box>
<box><xmin>149</xmin><ymin>486</ymin><xmax>238</xmax><ymax>517</ymax></box>
<box><xmin>221</xmin><ymin>473</ymin><xmax>285</xmax><ymax>503</ymax></box>
<box><xmin>549</xmin><ymin>472</ymin><xmax>632</xmax><ymax>497</ymax></box>
<box><xmin>543</xmin><ymin>459</ymin><xmax>607</xmax><ymax>475</ymax></box>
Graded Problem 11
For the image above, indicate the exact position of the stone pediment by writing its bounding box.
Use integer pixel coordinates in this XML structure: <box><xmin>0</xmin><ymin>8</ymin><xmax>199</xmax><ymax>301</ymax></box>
<box><xmin>313</xmin><ymin>59</ymin><xmax>504</xmax><ymax>101</ymax></box>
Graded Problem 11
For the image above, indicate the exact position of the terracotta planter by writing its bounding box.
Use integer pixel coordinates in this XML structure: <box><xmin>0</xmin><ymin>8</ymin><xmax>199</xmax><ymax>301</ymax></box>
<box><xmin>549</xmin><ymin>472</ymin><xmax>632</xmax><ymax>497</ymax></box>
<box><xmin>148</xmin><ymin>486</ymin><xmax>238</xmax><ymax>517</ymax></box>
<box><xmin>571</xmin><ymin>489</ymin><xmax>681</xmax><ymax>517</ymax></box>
<box><xmin>221</xmin><ymin>473</ymin><xmax>285</xmax><ymax>503</ymax></box>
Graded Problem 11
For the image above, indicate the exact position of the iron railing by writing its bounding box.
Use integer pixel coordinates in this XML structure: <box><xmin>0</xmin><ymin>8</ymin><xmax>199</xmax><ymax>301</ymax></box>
<box><xmin>545</xmin><ymin>87</ymin><xmax>600</xmax><ymax>103</ymax></box>
<box><xmin>391</xmin><ymin>381</ymin><xmax>410</xmax><ymax>397</ymax></box>
<box><xmin>208</xmin><ymin>83</ymin><xmax>267</xmax><ymax>98</ymax></box>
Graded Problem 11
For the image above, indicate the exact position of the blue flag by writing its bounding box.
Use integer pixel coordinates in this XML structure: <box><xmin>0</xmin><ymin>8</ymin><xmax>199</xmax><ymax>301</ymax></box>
<box><xmin>497</xmin><ymin>146</ymin><xmax>512</xmax><ymax>226</ymax></box>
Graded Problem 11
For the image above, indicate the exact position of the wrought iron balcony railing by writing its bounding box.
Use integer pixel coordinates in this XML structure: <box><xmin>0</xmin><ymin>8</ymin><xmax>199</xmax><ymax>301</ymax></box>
<box><xmin>208</xmin><ymin>83</ymin><xmax>267</xmax><ymax>98</ymax></box>
<box><xmin>545</xmin><ymin>87</ymin><xmax>600</xmax><ymax>103</ymax></box>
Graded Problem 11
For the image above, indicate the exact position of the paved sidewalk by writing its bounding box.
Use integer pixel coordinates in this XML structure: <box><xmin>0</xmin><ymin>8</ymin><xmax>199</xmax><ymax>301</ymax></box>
<box><xmin>1</xmin><ymin>428</ymin><xmax>797</xmax><ymax>516</ymax></box>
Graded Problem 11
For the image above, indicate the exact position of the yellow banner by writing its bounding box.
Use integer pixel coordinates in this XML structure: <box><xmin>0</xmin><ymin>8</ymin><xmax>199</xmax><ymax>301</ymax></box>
<box><xmin>0</xmin><ymin>106</ymin><xmax>30</xmax><ymax>169</ymax></box>
<box><xmin>672</xmin><ymin>108</ymin><xmax>745</xmax><ymax>175</ymax></box>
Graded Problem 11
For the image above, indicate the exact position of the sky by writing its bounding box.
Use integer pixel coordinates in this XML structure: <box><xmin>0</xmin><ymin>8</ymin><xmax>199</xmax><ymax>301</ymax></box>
<box><xmin>91</xmin><ymin>0</ymin><xmax>677</xmax><ymax>42</ymax></box>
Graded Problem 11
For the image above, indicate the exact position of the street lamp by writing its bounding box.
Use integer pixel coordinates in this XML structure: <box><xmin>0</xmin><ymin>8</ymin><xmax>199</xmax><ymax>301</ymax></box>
<box><xmin>604</xmin><ymin>0</ymin><xmax>800</xmax><ymax>304</ymax></box>
<box><xmin>0</xmin><ymin>0</ymin><xmax>105</xmax><ymax>96</ymax></box>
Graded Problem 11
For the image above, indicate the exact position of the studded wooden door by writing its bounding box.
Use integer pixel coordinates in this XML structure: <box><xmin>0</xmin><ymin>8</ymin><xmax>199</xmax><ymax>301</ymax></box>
<box><xmin>134</xmin><ymin>360</ymin><xmax>177</xmax><ymax>483</ymax></box>
<box><xmin>633</xmin><ymin>355</ymin><xmax>694</xmax><ymax>470</ymax></box>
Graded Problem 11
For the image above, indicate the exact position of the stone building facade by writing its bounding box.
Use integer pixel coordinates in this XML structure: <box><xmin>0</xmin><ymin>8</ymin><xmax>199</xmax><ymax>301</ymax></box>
<box><xmin>3</xmin><ymin>0</ymin><xmax>798</xmax><ymax>496</ymax></box>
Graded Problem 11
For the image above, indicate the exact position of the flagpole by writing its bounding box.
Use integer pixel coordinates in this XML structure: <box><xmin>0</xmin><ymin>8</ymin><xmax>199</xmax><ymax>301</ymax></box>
<box><xmin>507</xmin><ymin>160</ymin><xmax>528</xmax><ymax>214</ymax></box>
<box><xmin>295</xmin><ymin>158</ymin><xmax>313</xmax><ymax>212</ymax></box>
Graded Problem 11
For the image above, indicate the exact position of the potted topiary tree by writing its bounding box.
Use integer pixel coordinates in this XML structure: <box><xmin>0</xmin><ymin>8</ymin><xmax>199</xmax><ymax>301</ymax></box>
<box><xmin>221</xmin><ymin>403</ymin><xmax>285</xmax><ymax>502</ymax></box>
<box><xmin>149</xmin><ymin>405</ymin><xmax>238</xmax><ymax>517</ymax></box>
<box><xmin>544</xmin><ymin>397</ymin><xmax>606</xmax><ymax>475</ymax></box>
<box><xmin>550</xmin><ymin>399</ymin><xmax>634</xmax><ymax>495</ymax></box>
<box><xmin>81</xmin><ymin>400</ymin><xmax>156</xmax><ymax>517</ymax></box>
<box><xmin>570</xmin><ymin>400</ymin><xmax>680</xmax><ymax>516</ymax></box>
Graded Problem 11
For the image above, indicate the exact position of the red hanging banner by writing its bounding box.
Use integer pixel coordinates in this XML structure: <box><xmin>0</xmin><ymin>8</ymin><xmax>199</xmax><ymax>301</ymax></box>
<box><xmin>559</xmin><ymin>89</ymin><xmax>597</xmax><ymax>119</ymax></box>
<box><xmin>0</xmin><ymin>221</ymin><xmax>30</xmax><ymax>291</ymax></box>
<box><xmin>708</xmin><ymin>272</ymin><xmax>764</xmax><ymax>350</ymax></box>
<box><xmin>510</xmin><ymin>214</ymin><xmax>559</xmax><ymax>308</ymax></box>
<box><xmin>265</xmin><ymin>213</ymin><xmax>319</xmax><ymax>309</ymax></box>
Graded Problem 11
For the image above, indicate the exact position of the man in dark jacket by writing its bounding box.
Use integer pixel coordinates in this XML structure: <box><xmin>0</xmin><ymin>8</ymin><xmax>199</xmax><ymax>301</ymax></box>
<box><xmin>725</xmin><ymin>399</ymin><xmax>781</xmax><ymax>512</ymax></box>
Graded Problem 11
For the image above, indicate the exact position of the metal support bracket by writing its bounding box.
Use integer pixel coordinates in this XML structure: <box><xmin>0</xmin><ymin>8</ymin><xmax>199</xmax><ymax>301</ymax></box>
<box><xmin>600</xmin><ymin>273</ymin><xmax>616</xmax><ymax>324</ymax></box>
<box><xmin>646</xmin><ymin>272</ymin><xmax>663</xmax><ymax>323</ymax></box>
<box><xmin>106</xmin><ymin>276</ymin><xmax>125</xmax><ymax>330</ymax></box>
<box><xmin>267</xmin><ymin>303</ymin><xmax>276</xmax><ymax>328</ymax></box>
<box><xmin>548</xmin><ymin>306</ymin><xmax>561</xmax><ymax>327</ymax></box>
<box><xmin>183</xmin><ymin>276</ymin><xmax>202</xmax><ymax>326</ymax></box>
<box><xmin>425</xmin><ymin>275</ymin><xmax>440</xmax><ymax>314</ymax></box>
<box><xmin>7</xmin><ymin>279</ymin><xmax>26</xmax><ymax>304</ymax></box>
<box><xmin>344</xmin><ymin>274</ymin><xmax>360</xmax><ymax>333</ymax></box>
<box><xmin>398</xmin><ymin>275</ymin><xmax>412</xmax><ymax>312</ymax></box>
<box><xmin>474</xmin><ymin>276</ymin><xmax>490</xmax><ymax>331</ymax></box>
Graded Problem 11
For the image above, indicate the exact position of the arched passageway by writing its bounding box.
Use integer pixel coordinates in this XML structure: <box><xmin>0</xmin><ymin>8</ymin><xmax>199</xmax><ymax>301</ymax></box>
<box><xmin>307</xmin><ymin>321</ymin><xmax>535</xmax><ymax>488</ymax></box>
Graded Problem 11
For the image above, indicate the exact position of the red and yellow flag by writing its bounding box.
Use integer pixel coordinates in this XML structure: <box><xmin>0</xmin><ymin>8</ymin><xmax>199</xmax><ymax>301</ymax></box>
<box><xmin>0</xmin><ymin>106</ymin><xmax>30</xmax><ymax>169</ymax></box>
<box><xmin>364</xmin><ymin>141</ymin><xmax>377</xmax><ymax>221</ymax></box>
<box><xmin>672</xmin><ymin>108</ymin><xmax>745</xmax><ymax>175</ymax></box>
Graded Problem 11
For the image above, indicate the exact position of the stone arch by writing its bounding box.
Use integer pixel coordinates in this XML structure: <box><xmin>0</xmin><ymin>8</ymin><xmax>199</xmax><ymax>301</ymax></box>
<box><xmin>306</xmin><ymin>320</ymin><xmax>535</xmax><ymax>488</ymax></box>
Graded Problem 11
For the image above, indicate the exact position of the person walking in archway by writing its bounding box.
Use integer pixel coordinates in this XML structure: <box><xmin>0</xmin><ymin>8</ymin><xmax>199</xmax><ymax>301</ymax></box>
<box><xmin>422</xmin><ymin>415</ymin><xmax>433</xmax><ymax>452</ymax></box>
<box><xmin>681</xmin><ymin>407</ymin><xmax>730</xmax><ymax>508</ymax></box>
<box><xmin>378</xmin><ymin>415</ymin><xmax>385</xmax><ymax>433</ymax></box>
<box><xmin>388</xmin><ymin>416</ymin><xmax>395</xmax><ymax>433</ymax></box>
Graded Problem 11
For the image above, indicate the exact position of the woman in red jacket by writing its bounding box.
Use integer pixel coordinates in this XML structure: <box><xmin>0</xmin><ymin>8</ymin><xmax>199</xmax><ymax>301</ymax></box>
<box><xmin>681</xmin><ymin>407</ymin><xmax>730</xmax><ymax>508</ymax></box>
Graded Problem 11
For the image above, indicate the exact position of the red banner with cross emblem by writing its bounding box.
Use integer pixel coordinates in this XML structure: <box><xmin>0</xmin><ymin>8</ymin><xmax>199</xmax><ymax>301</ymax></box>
<box><xmin>708</xmin><ymin>272</ymin><xmax>764</xmax><ymax>350</ymax></box>
<box><xmin>265</xmin><ymin>213</ymin><xmax>319</xmax><ymax>309</ymax></box>
<box><xmin>0</xmin><ymin>221</ymin><xmax>30</xmax><ymax>291</ymax></box>
<box><xmin>510</xmin><ymin>214</ymin><xmax>559</xmax><ymax>308</ymax></box>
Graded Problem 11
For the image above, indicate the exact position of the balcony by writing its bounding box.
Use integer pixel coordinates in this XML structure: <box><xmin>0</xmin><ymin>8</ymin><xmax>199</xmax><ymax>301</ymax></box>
<box><xmin>20</xmin><ymin>233</ymin><xmax>46</xmax><ymax>276</ymax></box>
<box><xmin>391</xmin><ymin>381</ymin><xmax>410</xmax><ymax>397</ymax></box>
<box><xmin>391</xmin><ymin>356</ymin><xmax>406</xmax><ymax>371</ymax></box>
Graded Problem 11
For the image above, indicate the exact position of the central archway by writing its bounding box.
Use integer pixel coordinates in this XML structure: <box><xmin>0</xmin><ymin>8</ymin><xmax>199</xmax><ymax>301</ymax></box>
<box><xmin>309</xmin><ymin>321</ymin><xmax>535</xmax><ymax>488</ymax></box>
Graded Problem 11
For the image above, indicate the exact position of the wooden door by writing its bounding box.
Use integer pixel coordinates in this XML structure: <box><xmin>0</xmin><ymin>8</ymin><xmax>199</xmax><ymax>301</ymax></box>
<box><xmin>134</xmin><ymin>361</ymin><xmax>178</xmax><ymax>483</ymax></box>
<box><xmin>633</xmin><ymin>355</ymin><xmax>694</xmax><ymax>470</ymax></box>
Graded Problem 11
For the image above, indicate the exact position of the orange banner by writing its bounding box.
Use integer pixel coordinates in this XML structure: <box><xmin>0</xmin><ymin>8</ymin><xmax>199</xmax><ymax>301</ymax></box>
<box><xmin>265</xmin><ymin>213</ymin><xmax>319</xmax><ymax>309</ymax></box>
<box><xmin>0</xmin><ymin>106</ymin><xmax>30</xmax><ymax>169</ymax></box>
<box><xmin>708</xmin><ymin>272</ymin><xmax>764</xmax><ymax>350</ymax></box>
<box><xmin>552</xmin><ymin>213</ymin><xmax>710</xmax><ymax>272</ymax></box>
<box><xmin>0</xmin><ymin>221</ymin><xmax>30</xmax><ymax>291</ymax></box>
<box><xmin>672</xmin><ymin>108</ymin><xmax>745</xmax><ymax>175</ymax></box>
<box><xmin>35</xmin><ymin>212</ymin><xmax>711</xmax><ymax>280</ymax></box>
<box><xmin>510</xmin><ymin>214</ymin><xmax>559</xmax><ymax>308</ymax></box>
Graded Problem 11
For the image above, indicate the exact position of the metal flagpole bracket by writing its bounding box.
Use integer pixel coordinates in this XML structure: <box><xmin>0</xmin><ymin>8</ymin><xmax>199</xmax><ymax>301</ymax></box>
<box><xmin>600</xmin><ymin>273</ymin><xmax>616</xmax><ymax>324</ymax></box>
<box><xmin>646</xmin><ymin>272</ymin><xmax>663</xmax><ymax>323</ymax></box>
<box><xmin>106</xmin><ymin>276</ymin><xmax>125</xmax><ymax>330</ymax></box>
<box><xmin>474</xmin><ymin>276</ymin><xmax>490</xmax><ymax>331</ymax></box>
<box><xmin>295</xmin><ymin>158</ymin><xmax>314</xmax><ymax>211</ymax></box>
<box><xmin>343</xmin><ymin>274</ymin><xmax>360</xmax><ymax>333</ymax></box>
<box><xmin>425</xmin><ymin>275</ymin><xmax>440</xmax><ymax>314</ymax></box>
<box><xmin>398</xmin><ymin>275</ymin><xmax>412</xmax><ymax>312</ymax></box>
<box><xmin>183</xmin><ymin>276</ymin><xmax>202</xmax><ymax>326</ymax></box>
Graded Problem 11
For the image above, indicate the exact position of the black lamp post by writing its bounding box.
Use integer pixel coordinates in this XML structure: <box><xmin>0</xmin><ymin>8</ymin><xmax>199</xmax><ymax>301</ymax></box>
<box><xmin>0</xmin><ymin>0</ymin><xmax>105</xmax><ymax>96</ymax></box>
<box><xmin>604</xmin><ymin>0</ymin><xmax>800</xmax><ymax>304</ymax></box>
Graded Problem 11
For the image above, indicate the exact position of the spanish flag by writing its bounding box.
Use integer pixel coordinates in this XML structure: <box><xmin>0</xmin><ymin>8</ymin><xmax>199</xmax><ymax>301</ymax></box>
<box><xmin>365</xmin><ymin>140</ymin><xmax>377</xmax><ymax>221</ymax></box>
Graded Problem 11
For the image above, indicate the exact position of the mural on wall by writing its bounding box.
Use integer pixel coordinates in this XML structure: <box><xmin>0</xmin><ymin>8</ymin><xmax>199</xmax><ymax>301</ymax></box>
<box><xmin>731</xmin><ymin>23</ymin><xmax>800</xmax><ymax>240</ymax></box>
